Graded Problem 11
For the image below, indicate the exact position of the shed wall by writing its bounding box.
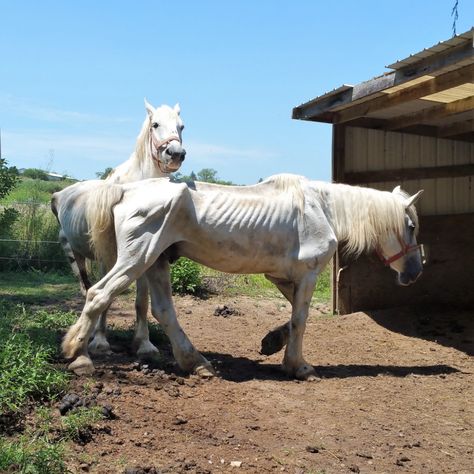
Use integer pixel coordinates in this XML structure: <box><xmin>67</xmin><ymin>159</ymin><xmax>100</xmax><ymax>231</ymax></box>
<box><xmin>344</xmin><ymin>127</ymin><xmax>474</xmax><ymax>216</ymax></box>
<box><xmin>334</xmin><ymin>126</ymin><xmax>474</xmax><ymax>312</ymax></box>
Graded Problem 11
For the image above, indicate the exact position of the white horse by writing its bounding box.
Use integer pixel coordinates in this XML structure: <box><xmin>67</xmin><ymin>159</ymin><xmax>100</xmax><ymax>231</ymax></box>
<box><xmin>52</xmin><ymin>100</ymin><xmax>185</xmax><ymax>357</ymax></box>
<box><xmin>62</xmin><ymin>174</ymin><xmax>424</xmax><ymax>380</ymax></box>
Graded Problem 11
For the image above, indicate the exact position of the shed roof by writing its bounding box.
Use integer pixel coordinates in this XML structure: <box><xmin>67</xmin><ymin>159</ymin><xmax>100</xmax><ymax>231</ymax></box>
<box><xmin>293</xmin><ymin>29</ymin><xmax>473</xmax><ymax>142</ymax></box>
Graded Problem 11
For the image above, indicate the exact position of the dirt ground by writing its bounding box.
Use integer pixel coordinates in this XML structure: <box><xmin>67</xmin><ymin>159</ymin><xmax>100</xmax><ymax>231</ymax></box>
<box><xmin>61</xmin><ymin>294</ymin><xmax>473</xmax><ymax>474</ymax></box>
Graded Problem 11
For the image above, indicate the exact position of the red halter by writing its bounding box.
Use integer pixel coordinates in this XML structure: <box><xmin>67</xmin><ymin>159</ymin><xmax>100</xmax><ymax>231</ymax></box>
<box><xmin>376</xmin><ymin>236</ymin><xmax>424</xmax><ymax>266</ymax></box>
<box><xmin>149</xmin><ymin>132</ymin><xmax>182</xmax><ymax>172</ymax></box>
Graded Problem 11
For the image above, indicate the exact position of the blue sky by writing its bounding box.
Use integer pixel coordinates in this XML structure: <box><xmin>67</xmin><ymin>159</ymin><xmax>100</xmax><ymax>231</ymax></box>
<box><xmin>1</xmin><ymin>1</ymin><xmax>472</xmax><ymax>184</ymax></box>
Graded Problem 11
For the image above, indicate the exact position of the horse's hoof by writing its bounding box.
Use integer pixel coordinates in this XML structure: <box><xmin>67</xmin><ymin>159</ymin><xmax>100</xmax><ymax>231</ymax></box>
<box><xmin>88</xmin><ymin>339</ymin><xmax>112</xmax><ymax>356</ymax></box>
<box><xmin>295</xmin><ymin>365</ymin><xmax>319</xmax><ymax>382</ymax></box>
<box><xmin>68</xmin><ymin>355</ymin><xmax>95</xmax><ymax>376</ymax></box>
<box><xmin>136</xmin><ymin>341</ymin><xmax>160</xmax><ymax>360</ymax></box>
<box><xmin>260</xmin><ymin>326</ymin><xmax>288</xmax><ymax>355</ymax></box>
<box><xmin>194</xmin><ymin>363</ymin><xmax>216</xmax><ymax>379</ymax></box>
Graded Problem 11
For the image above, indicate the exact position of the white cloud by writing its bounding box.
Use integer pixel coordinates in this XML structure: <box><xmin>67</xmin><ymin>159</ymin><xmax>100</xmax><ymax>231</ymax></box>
<box><xmin>0</xmin><ymin>94</ymin><xmax>134</xmax><ymax>125</ymax></box>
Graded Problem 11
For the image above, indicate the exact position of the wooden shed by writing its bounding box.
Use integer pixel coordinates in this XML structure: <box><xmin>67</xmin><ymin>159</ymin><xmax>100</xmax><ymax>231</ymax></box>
<box><xmin>293</xmin><ymin>29</ymin><xmax>474</xmax><ymax>314</ymax></box>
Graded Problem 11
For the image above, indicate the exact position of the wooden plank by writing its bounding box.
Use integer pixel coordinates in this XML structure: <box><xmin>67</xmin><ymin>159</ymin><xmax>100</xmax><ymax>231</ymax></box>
<box><xmin>344</xmin><ymin>163</ymin><xmax>474</xmax><ymax>184</ymax></box>
<box><xmin>385</xmin><ymin>96</ymin><xmax>474</xmax><ymax>131</ymax></box>
<box><xmin>402</xmin><ymin>134</ymin><xmax>421</xmax><ymax>201</ymax></box>
<box><xmin>333</xmin><ymin>64</ymin><xmax>474</xmax><ymax>125</ymax></box>
<box><xmin>419</xmin><ymin>136</ymin><xmax>438</xmax><ymax>215</ymax></box>
<box><xmin>438</xmin><ymin>119</ymin><xmax>474</xmax><ymax>138</ymax></box>
<box><xmin>453</xmin><ymin>141</ymin><xmax>472</xmax><ymax>213</ymax></box>
<box><xmin>294</xmin><ymin>40</ymin><xmax>474</xmax><ymax>123</ymax></box>
<box><xmin>350</xmin><ymin>127</ymin><xmax>368</xmax><ymax>172</ymax></box>
<box><xmin>436</xmin><ymin>139</ymin><xmax>454</xmax><ymax>214</ymax></box>
<box><xmin>383</xmin><ymin>131</ymin><xmax>403</xmax><ymax>193</ymax></box>
<box><xmin>367</xmin><ymin>129</ymin><xmax>384</xmax><ymax>173</ymax></box>
<box><xmin>332</xmin><ymin>125</ymin><xmax>346</xmax><ymax>182</ymax></box>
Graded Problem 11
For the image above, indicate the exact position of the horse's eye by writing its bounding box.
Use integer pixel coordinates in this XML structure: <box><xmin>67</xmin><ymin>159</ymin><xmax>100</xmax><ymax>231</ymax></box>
<box><xmin>152</xmin><ymin>122</ymin><xmax>159</xmax><ymax>129</ymax></box>
<box><xmin>409</xmin><ymin>223</ymin><xmax>416</xmax><ymax>232</ymax></box>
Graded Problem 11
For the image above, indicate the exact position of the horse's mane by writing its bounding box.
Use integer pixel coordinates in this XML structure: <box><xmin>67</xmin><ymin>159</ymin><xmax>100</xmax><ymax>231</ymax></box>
<box><xmin>316</xmin><ymin>182</ymin><xmax>419</xmax><ymax>257</ymax></box>
<box><xmin>134</xmin><ymin>115</ymin><xmax>151</xmax><ymax>165</ymax></box>
<box><xmin>262</xmin><ymin>173</ymin><xmax>307</xmax><ymax>215</ymax></box>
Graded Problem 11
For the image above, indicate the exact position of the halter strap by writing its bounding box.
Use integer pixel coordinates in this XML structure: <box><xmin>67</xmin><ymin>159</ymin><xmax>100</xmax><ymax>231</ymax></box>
<box><xmin>149</xmin><ymin>132</ymin><xmax>182</xmax><ymax>172</ymax></box>
<box><xmin>376</xmin><ymin>236</ymin><xmax>423</xmax><ymax>266</ymax></box>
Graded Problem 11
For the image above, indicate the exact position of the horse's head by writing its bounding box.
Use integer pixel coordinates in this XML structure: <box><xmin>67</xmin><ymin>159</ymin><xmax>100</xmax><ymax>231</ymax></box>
<box><xmin>377</xmin><ymin>187</ymin><xmax>425</xmax><ymax>286</ymax></box>
<box><xmin>145</xmin><ymin>99</ymin><xmax>186</xmax><ymax>173</ymax></box>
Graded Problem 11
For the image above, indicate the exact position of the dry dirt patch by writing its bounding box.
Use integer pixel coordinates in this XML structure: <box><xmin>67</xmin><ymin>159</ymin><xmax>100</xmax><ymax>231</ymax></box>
<box><xmin>64</xmin><ymin>295</ymin><xmax>473</xmax><ymax>473</ymax></box>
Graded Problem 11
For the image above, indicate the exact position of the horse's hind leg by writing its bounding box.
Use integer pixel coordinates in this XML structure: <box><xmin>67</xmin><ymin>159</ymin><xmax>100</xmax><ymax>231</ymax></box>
<box><xmin>145</xmin><ymin>257</ymin><xmax>215</xmax><ymax>378</ymax></box>
<box><xmin>59</xmin><ymin>229</ymin><xmax>91</xmax><ymax>297</ymax></box>
<box><xmin>88</xmin><ymin>262</ymin><xmax>113</xmax><ymax>355</ymax></box>
<box><xmin>133</xmin><ymin>276</ymin><xmax>160</xmax><ymax>359</ymax></box>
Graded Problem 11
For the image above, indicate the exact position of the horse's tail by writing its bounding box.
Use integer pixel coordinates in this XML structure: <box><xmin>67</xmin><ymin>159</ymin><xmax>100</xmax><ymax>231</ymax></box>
<box><xmin>86</xmin><ymin>183</ymin><xmax>124</xmax><ymax>270</ymax></box>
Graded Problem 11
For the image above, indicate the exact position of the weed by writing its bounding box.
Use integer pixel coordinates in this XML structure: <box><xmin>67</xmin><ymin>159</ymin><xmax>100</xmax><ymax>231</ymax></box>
<box><xmin>0</xmin><ymin>303</ymin><xmax>70</xmax><ymax>415</ymax></box>
<box><xmin>171</xmin><ymin>257</ymin><xmax>203</xmax><ymax>294</ymax></box>
<box><xmin>0</xmin><ymin>435</ymin><xmax>66</xmax><ymax>474</ymax></box>
<box><xmin>61</xmin><ymin>406</ymin><xmax>104</xmax><ymax>442</ymax></box>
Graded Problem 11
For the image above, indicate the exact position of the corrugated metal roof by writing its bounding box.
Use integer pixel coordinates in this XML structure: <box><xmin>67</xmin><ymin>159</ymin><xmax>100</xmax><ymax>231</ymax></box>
<box><xmin>386</xmin><ymin>28</ymin><xmax>473</xmax><ymax>70</ymax></box>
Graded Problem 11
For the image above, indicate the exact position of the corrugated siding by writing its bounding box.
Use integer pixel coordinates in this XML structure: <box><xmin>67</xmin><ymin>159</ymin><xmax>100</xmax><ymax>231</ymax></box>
<box><xmin>344</xmin><ymin>127</ymin><xmax>474</xmax><ymax>216</ymax></box>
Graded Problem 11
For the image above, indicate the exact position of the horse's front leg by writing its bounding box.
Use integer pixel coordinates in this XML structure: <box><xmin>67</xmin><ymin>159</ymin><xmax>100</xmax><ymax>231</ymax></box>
<box><xmin>145</xmin><ymin>258</ymin><xmax>215</xmax><ymax>378</ymax></box>
<box><xmin>62</xmin><ymin>265</ymin><xmax>137</xmax><ymax>375</ymax></box>
<box><xmin>88</xmin><ymin>305</ymin><xmax>113</xmax><ymax>355</ymax></box>
<box><xmin>282</xmin><ymin>271</ymin><xmax>319</xmax><ymax>381</ymax></box>
<box><xmin>260</xmin><ymin>275</ymin><xmax>293</xmax><ymax>355</ymax></box>
<box><xmin>132</xmin><ymin>275</ymin><xmax>160</xmax><ymax>359</ymax></box>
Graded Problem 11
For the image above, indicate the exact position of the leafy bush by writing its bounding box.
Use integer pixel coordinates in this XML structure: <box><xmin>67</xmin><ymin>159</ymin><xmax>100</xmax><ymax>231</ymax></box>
<box><xmin>21</xmin><ymin>168</ymin><xmax>49</xmax><ymax>181</ymax></box>
<box><xmin>170</xmin><ymin>257</ymin><xmax>202</xmax><ymax>294</ymax></box>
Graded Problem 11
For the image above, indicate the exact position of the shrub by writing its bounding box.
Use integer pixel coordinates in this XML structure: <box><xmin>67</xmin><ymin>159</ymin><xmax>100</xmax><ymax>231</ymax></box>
<box><xmin>21</xmin><ymin>168</ymin><xmax>49</xmax><ymax>181</ymax></box>
<box><xmin>170</xmin><ymin>257</ymin><xmax>202</xmax><ymax>295</ymax></box>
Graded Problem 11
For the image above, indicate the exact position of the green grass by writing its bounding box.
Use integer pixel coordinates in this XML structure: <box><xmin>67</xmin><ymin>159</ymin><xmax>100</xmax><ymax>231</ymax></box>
<box><xmin>0</xmin><ymin>270</ymin><xmax>78</xmax><ymax>304</ymax></box>
<box><xmin>201</xmin><ymin>265</ymin><xmax>332</xmax><ymax>305</ymax></box>
<box><xmin>0</xmin><ymin>434</ymin><xmax>67</xmax><ymax>474</ymax></box>
<box><xmin>0</xmin><ymin>177</ymin><xmax>75</xmax><ymax>205</ymax></box>
<box><xmin>0</xmin><ymin>302</ymin><xmax>73</xmax><ymax>414</ymax></box>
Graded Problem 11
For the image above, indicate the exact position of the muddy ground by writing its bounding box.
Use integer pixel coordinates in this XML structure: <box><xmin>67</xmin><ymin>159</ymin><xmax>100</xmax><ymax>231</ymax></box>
<box><xmin>59</xmin><ymin>294</ymin><xmax>472</xmax><ymax>473</ymax></box>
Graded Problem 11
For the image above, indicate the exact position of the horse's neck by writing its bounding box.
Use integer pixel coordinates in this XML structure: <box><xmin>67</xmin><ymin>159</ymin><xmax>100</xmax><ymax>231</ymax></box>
<box><xmin>107</xmin><ymin>151</ymin><xmax>168</xmax><ymax>184</ymax></box>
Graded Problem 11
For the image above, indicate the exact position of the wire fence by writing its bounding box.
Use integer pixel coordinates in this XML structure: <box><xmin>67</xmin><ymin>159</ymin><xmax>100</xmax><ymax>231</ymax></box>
<box><xmin>0</xmin><ymin>201</ymin><xmax>68</xmax><ymax>271</ymax></box>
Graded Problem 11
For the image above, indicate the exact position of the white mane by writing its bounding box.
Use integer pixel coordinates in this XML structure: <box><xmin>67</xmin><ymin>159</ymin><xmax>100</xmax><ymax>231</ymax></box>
<box><xmin>262</xmin><ymin>173</ymin><xmax>308</xmax><ymax>215</ymax></box>
<box><xmin>134</xmin><ymin>115</ymin><xmax>152</xmax><ymax>167</ymax></box>
<box><xmin>314</xmin><ymin>182</ymin><xmax>418</xmax><ymax>257</ymax></box>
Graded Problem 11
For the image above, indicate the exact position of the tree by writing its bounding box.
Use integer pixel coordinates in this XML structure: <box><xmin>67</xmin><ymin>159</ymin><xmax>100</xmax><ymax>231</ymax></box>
<box><xmin>172</xmin><ymin>168</ymin><xmax>233</xmax><ymax>185</ymax></box>
<box><xmin>0</xmin><ymin>158</ymin><xmax>19</xmax><ymax>200</ymax></box>
<box><xmin>0</xmin><ymin>159</ymin><xmax>20</xmax><ymax>239</ymax></box>
<box><xmin>22</xmin><ymin>168</ymin><xmax>48</xmax><ymax>180</ymax></box>
<box><xmin>96</xmin><ymin>167</ymin><xmax>114</xmax><ymax>180</ymax></box>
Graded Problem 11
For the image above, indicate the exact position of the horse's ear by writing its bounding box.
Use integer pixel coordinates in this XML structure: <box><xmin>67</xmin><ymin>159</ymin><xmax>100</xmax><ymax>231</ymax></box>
<box><xmin>174</xmin><ymin>103</ymin><xmax>181</xmax><ymax>115</ymax></box>
<box><xmin>144</xmin><ymin>98</ymin><xmax>155</xmax><ymax>118</ymax></box>
<box><xmin>405</xmin><ymin>190</ymin><xmax>424</xmax><ymax>208</ymax></box>
<box><xmin>392</xmin><ymin>185</ymin><xmax>401</xmax><ymax>194</ymax></box>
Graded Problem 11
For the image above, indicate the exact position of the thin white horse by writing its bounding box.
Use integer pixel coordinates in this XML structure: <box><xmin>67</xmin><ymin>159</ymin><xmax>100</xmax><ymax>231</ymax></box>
<box><xmin>62</xmin><ymin>174</ymin><xmax>424</xmax><ymax>380</ymax></box>
<box><xmin>52</xmin><ymin>100</ymin><xmax>185</xmax><ymax>357</ymax></box>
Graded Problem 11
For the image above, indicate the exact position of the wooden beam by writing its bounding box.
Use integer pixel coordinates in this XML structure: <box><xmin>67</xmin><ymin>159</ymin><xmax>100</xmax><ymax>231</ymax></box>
<box><xmin>293</xmin><ymin>39</ymin><xmax>473</xmax><ymax>122</ymax></box>
<box><xmin>438</xmin><ymin>119</ymin><xmax>474</xmax><ymax>138</ymax></box>
<box><xmin>332</xmin><ymin>124</ymin><xmax>346</xmax><ymax>182</ymax></box>
<box><xmin>385</xmin><ymin>96</ymin><xmax>474</xmax><ymax>131</ymax></box>
<box><xmin>333</xmin><ymin>64</ymin><xmax>474</xmax><ymax>124</ymax></box>
<box><xmin>344</xmin><ymin>164</ymin><xmax>474</xmax><ymax>184</ymax></box>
